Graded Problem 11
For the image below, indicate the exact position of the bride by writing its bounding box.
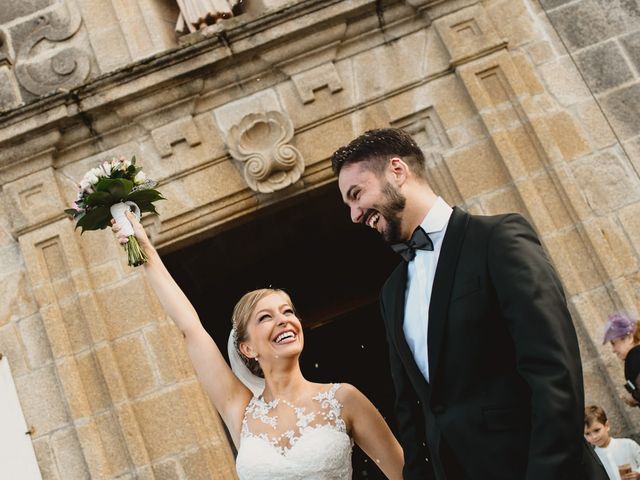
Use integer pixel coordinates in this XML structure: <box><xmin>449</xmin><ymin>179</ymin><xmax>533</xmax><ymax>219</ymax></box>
<box><xmin>112</xmin><ymin>211</ymin><xmax>404</xmax><ymax>479</ymax></box>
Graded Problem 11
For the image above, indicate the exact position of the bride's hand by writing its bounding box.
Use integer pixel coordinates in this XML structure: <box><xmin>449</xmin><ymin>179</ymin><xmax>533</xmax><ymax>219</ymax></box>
<box><xmin>111</xmin><ymin>210</ymin><xmax>153</xmax><ymax>251</ymax></box>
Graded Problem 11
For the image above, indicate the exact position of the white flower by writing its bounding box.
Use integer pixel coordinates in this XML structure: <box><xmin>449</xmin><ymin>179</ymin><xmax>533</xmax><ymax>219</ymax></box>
<box><xmin>134</xmin><ymin>171</ymin><xmax>146</xmax><ymax>184</ymax></box>
<box><xmin>91</xmin><ymin>167</ymin><xmax>103</xmax><ymax>178</ymax></box>
<box><xmin>101</xmin><ymin>161</ymin><xmax>112</xmax><ymax>176</ymax></box>
<box><xmin>79</xmin><ymin>178</ymin><xmax>95</xmax><ymax>193</ymax></box>
<box><xmin>81</xmin><ymin>168</ymin><xmax>100</xmax><ymax>185</ymax></box>
<box><xmin>86</xmin><ymin>172</ymin><xmax>99</xmax><ymax>185</ymax></box>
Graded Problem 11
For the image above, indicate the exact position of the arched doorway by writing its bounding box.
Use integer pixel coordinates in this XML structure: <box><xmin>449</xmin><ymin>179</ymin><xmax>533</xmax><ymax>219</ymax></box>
<box><xmin>162</xmin><ymin>182</ymin><xmax>400</xmax><ymax>478</ymax></box>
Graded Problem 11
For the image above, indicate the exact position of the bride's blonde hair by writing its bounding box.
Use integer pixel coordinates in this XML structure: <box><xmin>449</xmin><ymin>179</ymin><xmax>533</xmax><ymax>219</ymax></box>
<box><xmin>232</xmin><ymin>288</ymin><xmax>295</xmax><ymax>378</ymax></box>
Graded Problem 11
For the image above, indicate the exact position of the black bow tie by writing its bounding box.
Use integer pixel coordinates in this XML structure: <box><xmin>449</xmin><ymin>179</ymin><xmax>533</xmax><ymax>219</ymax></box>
<box><xmin>391</xmin><ymin>226</ymin><xmax>434</xmax><ymax>262</ymax></box>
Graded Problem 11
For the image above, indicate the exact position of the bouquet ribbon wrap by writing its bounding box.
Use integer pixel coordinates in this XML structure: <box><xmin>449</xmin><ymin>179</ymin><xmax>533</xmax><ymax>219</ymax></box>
<box><xmin>110</xmin><ymin>201</ymin><xmax>141</xmax><ymax>237</ymax></box>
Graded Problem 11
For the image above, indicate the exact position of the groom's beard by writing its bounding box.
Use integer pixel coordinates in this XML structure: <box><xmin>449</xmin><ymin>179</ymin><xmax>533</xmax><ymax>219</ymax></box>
<box><xmin>377</xmin><ymin>182</ymin><xmax>406</xmax><ymax>244</ymax></box>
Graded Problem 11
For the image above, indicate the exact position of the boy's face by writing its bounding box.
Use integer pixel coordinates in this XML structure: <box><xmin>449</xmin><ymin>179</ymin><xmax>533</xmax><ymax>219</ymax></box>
<box><xmin>584</xmin><ymin>420</ymin><xmax>611</xmax><ymax>448</ymax></box>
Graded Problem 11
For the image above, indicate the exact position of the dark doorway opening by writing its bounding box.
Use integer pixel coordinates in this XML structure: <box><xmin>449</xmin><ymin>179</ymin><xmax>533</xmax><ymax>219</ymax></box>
<box><xmin>162</xmin><ymin>182</ymin><xmax>400</xmax><ymax>478</ymax></box>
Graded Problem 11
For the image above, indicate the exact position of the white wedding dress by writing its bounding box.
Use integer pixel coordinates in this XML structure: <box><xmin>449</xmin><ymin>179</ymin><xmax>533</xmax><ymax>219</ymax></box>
<box><xmin>236</xmin><ymin>383</ymin><xmax>353</xmax><ymax>479</ymax></box>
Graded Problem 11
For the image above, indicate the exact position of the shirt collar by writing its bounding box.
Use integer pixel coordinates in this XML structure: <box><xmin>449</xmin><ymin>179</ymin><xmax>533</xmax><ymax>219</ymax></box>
<box><xmin>419</xmin><ymin>197</ymin><xmax>453</xmax><ymax>234</ymax></box>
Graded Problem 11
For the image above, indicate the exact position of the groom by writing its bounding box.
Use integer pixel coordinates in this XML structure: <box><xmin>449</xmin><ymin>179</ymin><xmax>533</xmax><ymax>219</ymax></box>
<box><xmin>331</xmin><ymin>128</ymin><xmax>607</xmax><ymax>479</ymax></box>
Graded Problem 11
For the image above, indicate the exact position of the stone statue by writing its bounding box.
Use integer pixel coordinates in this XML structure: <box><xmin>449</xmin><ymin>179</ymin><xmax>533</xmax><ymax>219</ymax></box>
<box><xmin>176</xmin><ymin>0</ymin><xmax>239</xmax><ymax>32</ymax></box>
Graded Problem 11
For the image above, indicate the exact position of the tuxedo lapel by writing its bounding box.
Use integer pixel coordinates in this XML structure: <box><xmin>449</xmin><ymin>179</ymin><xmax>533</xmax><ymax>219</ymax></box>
<box><xmin>387</xmin><ymin>263</ymin><xmax>429</xmax><ymax>395</ymax></box>
<box><xmin>391</xmin><ymin>264</ymin><xmax>410</xmax><ymax>358</ymax></box>
<box><xmin>427</xmin><ymin>207</ymin><xmax>469</xmax><ymax>385</ymax></box>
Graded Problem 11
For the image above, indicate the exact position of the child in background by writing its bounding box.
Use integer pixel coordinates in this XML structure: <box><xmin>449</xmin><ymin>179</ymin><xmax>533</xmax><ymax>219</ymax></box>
<box><xmin>585</xmin><ymin>405</ymin><xmax>640</xmax><ymax>480</ymax></box>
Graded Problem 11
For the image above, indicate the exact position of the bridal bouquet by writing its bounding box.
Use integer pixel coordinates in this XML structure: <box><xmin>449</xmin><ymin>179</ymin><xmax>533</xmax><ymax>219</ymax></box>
<box><xmin>64</xmin><ymin>156</ymin><xmax>163</xmax><ymax>266</ymax></box>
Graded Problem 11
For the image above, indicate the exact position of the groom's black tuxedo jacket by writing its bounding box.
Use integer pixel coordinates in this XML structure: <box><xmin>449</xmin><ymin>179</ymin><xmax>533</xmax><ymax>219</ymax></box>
<box><xmin>380</xmin><ymin>207</ymin><xmax>606</xmax><ymax>480</ymax></box>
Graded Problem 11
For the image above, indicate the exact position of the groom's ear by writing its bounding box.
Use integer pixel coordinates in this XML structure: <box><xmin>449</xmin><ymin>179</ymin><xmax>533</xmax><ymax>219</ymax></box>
<box><xmin>239</xmin><ymin>342</ymin><xmax>256</xmax><ymax>359</ymax></box>
<box><xmin>387</xmin><ymin>157</ymin><xmax>409</xmax><ymax>185</ymax></box>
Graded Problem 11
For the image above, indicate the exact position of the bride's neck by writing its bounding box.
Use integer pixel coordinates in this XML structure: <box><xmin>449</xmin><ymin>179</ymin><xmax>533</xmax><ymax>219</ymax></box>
<box><xmin>262</xmin><ymin>362</ymin><xmax>307</xmax><ymax>401</ymax></box>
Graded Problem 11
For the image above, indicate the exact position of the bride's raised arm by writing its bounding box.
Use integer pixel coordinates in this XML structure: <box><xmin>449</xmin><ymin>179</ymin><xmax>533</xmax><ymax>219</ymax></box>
<box><xmin>112</xmin><ymin>211</ymin><xmax>251</xmax><ymax>446</ymax></box>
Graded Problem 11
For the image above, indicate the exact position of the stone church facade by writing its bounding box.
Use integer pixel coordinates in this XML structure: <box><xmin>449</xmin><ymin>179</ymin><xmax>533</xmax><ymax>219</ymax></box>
<box><xmin>0</xmin><ymin>0</ymin><xmax>639</xmax><ymax>478</ymax></box>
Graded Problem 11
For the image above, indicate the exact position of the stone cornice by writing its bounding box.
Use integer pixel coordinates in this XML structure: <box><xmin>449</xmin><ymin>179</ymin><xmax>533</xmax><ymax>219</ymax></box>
<box><xmin>0</xmin><ymin>0</ymin><xmax>365</xmax><ymax>135</ymax></box>
<box><xmin>0</xmin><ymin>0</ymin><xmax>451</xmax><ymax>187</ymax></box>
<box><xmin>0</xmin><ymin>0</ymin><xmax>467</xmax><ymax>140</ymax></box>
<box><xmin>0</xmin><ymin>0</ymin><xmax>472</xmax><ymax>192</ymax></box>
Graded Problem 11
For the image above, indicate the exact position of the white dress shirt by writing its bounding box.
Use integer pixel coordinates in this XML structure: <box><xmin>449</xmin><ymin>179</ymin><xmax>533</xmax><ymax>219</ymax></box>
<box><xmin>595</xmin><ymin>437</ymin><xmax>640</xmax><ymax>480</ymax></box>
<box><xmin>403</xmin><ymin>197</ymin><xmax>453</xmax><ymax>383</ymax></box>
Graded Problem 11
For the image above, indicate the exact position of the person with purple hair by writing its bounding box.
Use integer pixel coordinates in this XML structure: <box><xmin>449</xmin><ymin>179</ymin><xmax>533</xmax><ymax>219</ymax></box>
<box><xmin>603</xmin><ymin>312</ymin><xmax>640</xmax><ymax>407</ymax></box>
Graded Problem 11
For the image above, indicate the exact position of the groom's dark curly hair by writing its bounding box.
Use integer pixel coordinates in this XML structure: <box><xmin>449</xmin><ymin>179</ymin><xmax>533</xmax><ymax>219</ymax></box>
<box><xmin>330</xmin><ymin>128</ymin><xmax>428</xmax><ymax>180</ymax></box>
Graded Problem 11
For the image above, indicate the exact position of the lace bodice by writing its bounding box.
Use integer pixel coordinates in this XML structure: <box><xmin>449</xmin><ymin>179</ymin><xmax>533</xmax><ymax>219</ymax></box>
<box><xmin>236</xmin><ymin>383</ymin><xmax>353</xmax><ymax>480</ymax></box>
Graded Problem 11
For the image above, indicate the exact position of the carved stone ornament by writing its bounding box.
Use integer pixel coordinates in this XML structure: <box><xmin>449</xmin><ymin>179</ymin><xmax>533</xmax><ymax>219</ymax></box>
<box><xmin>15</xmin><ymin>2</ymin><xmax>91</xmax><ymax>96</ymax></box>
<box><xmin>227</xmin><ymin>111</ymin><xmax>305</xmax><ymax>194</ymax></box>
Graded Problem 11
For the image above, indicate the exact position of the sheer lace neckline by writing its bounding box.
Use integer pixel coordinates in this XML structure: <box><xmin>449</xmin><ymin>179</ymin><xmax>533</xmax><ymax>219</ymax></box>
<box><xmin>241</xmin><ymin>383</ymin><xmax>346</xmax><ymax>455</ymax></box>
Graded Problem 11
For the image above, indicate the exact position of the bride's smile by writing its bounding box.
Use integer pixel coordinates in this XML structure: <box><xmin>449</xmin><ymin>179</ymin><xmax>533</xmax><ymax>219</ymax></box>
<box><xmin>273</xmin><ymin>329</ymin><xmax>297</xmax><ymax>345</ymax></box>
